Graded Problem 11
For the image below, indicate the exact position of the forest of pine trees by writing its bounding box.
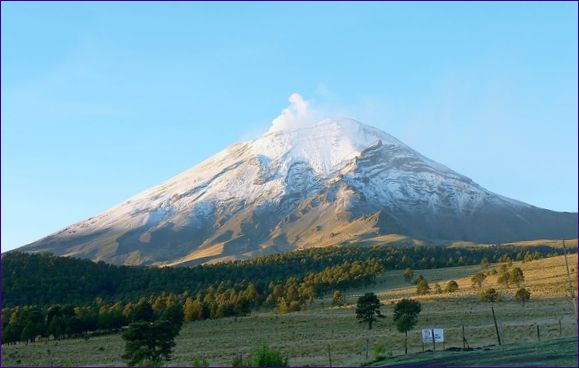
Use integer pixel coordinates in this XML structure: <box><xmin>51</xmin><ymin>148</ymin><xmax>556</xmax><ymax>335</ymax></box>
<box><xmin>2</xmin><ymin>244</ymin><xmax>569</xmax><ymax>344</ymax></box>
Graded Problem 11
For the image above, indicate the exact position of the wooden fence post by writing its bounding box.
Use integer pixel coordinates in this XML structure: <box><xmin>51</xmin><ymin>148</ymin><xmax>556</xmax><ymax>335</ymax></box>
<box><xmin>491</xmin><ymin>306</ymin><xmax>502</xmax><ymax>346</ymax></box>
<box><xmin>431</xmin><ymin>328</ymin><xmax>436</xmax><ymax>351</ymax></box>
<box><xmin>327</xmin><ymin>344</ymin><xmax>332</xmax><ymax>367</ymax></box>
<box><xmin>365</xmin><ymin>338</ymin><xmax>369</xmax><ymax>360</ymax></box>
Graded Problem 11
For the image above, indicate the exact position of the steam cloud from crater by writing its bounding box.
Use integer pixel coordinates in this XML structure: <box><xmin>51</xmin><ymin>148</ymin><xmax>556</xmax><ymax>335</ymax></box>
<box><xmin>268</xmin><ymin>93</ymin><xmax>324</xmax><ymax>133</ymax></box>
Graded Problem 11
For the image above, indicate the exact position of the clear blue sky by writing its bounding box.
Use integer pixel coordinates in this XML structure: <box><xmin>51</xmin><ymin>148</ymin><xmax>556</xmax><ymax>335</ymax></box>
<box><xmin>2</xmin><ymin>2</ymin><xmax>577</xmax><ymax>252</ymax></box>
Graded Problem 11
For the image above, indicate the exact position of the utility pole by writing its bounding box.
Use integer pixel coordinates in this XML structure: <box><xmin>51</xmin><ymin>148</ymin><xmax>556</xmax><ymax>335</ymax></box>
<box><xmin>562</xmin><ymin>240</ymin><xmax>578</xmax><ymax>321</ymax></box>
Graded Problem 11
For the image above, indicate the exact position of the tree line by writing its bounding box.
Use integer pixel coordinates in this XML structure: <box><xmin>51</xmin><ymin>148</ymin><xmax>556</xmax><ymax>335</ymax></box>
<box><xmin>2</xmin><ymin>244</ymin><xmax>571</xmax><ymax>344</ymax></box>
<box><xmin>2</xmin><ymin>259</ymin><xmax>381</xmax><ymax>344</ymax></box>
<box><xmin>3</xmin><ymin>244</ymin><xmax>567</xmax><ymax>308</ymax></box>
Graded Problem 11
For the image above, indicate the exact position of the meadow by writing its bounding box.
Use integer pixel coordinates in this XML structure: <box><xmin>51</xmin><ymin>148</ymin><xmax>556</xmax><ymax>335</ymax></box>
<box><xmin>2</xmin><ymin>253</ymin><xmax>577</xmax><ymax>366</ymax></box>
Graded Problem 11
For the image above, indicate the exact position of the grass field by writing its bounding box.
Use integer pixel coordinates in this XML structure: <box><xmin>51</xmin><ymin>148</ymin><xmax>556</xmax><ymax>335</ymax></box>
<box><xmin>2</xmin><ymin>253</ymin><xmax>577</xmax><ymax>366</ymax></box>
<box><xmin>368</xmin><ymin>336</ymin><xmax>578</xmax><ymax>366</ymax></box>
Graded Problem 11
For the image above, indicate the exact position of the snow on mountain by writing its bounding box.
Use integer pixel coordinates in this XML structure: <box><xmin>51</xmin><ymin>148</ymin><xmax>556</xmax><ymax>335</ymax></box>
<box><xmin>16</xmin><ymin>98</ymin><xmax>578</xmax><ymax>266</ymax></box>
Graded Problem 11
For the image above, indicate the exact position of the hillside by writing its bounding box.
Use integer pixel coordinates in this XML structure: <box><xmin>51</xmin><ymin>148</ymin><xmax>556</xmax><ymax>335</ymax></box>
<box><xmin>2</xmin><ymin>252</ymin><xmax>577</xmax><ymax>366</ymax></box>
<box><xmin>4</xmin><ymin>243</ymin><xmax>566</xmax><ymax>307</ymax></box>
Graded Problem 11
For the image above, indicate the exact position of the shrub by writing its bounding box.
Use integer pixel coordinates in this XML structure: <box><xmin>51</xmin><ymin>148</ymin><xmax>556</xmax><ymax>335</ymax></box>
<box><xmin>192</xmin><ymin>356</ymin><xmax>209</xmax><ymax>367</ymax></box>
<box><xmin>251</xmin><ymin>346</ymin><xmax>288</xmax><ymax>366</ymax></box>
<box><xmin>445</xmin><ymin>280</ymin><xmax>459</xmax><ymax>293</ymax></box>
<box><xmin>372</xmin><ymin>343</ymin><xmax>391</xmax><ymax>360</ymax></box>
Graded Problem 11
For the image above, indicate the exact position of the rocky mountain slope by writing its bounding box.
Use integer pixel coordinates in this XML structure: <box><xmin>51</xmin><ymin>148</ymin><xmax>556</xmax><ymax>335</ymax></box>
<box><xmin>17</xmin><ymin>118</ymin><xmax>577</xmax><ymax>266</ymax></box>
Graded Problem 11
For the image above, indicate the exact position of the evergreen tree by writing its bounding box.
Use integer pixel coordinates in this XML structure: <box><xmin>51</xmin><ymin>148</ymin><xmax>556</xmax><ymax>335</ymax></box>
<box><xmin>355</xmin><ymin>293</ymin><xmax>383</xmax><ymax>330</ymax></box>
<box><xmin>416</xmin><ymin>279</ymin><xmax>431</xmax><ymax>295</ymax></box>
<box><xmin>509</xmin><ymin>267</ymin><xmax>525</xmax><ymax>288</ymax></box>
<box><xmin>471</xmin><ymin>273</ymin><xmax>487</xmax><ymax>288</ymax></box>
<box><xmin>393</xmin><ymin>299</ymin><xmax>421</xmax><ymax>355</ymax></box>
<box><xmin>515</xmin><ymin>288</ymin><xmax>531</xmax><ymax>306</ymax></box>
<box><xmin>132</xmin><ymin>301</ymin><xmax>154</xmax><ymax>322</ymax></box>
<box><xmin>121</xmin><ymin>320</ymin><xmax>179</xmax><ymax>366</ymax></box>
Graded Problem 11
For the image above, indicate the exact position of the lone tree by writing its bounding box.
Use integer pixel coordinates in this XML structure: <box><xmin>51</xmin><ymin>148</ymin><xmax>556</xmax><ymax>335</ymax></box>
<box><xmin>121</xmin><ymin>319</ymin><xmax>180</xmax><ymax>366</ymax></box>
<box><xmin>497</xmin><ymin>271</ymin><xmax>511</xmax><ymax>288</ymax></box>
<box><xmin>445</xmin><ymin>280</ymin><xmax>459</xmax><ymax>293</ymax></box>
<box><xmin>416</xmin><ymin>278</ymin><xmax>431</xmax><ymax>295</ymax></box>
<box><xmin>471</xmin><ymin>273</ymin><xmax>487</xmax><ymax>289</ymax></box>
<box><xmin>515</xmin><ymin>288</ymin><xmax>531</xmax><ymax>306</ymax></box>
<box><xmin>480</xmin><ymin>258</ymin><xmax>490</xmax><ymax>270</ymax></box>
<box><xmin>332</xmin><ymin>290</ymin><xmax>345</xmax><ymax>307</ymax></box>
<box><xmin>414</xmin><ymin>274</ymin><xmax>426</xmax><ymax>285</ymax></box>
<box><xmin>509</xmin><ymin>268</ymin><xmax>525</xmax><ymax>288</ymax></box>
<box><xmin>393</xmin><ymin>299</ymin><xmax>422</xmax><ymax>355</ymax></box>
<box><xmin>480</xmin><ymin>288</ymin><xmax>500</xmax><ymax>303</ymax></box>
<box><xmin>355</xmin><ymin>292</ymin><xmax>384</xmax><ymax>330</ymax></box>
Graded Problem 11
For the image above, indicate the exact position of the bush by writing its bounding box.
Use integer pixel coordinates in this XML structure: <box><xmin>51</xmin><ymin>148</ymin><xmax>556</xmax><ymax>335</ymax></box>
<box><xmin>192</xmin><ymin>356</ymin><xmax>209</xmax><ymax>367</ymax></box>
<box><xmin>251</xmin><ymin>346</ymin><xmax>288</xmax><ymax>366</ymax></box>
<box><xmin>372</xmin><ymin>343</ymin><xmax>391</xmax><ymax>360</ymax></box>
<box><xmin>445</xmin><ymin>280</ymin><xmax>459</xmax><ymax>293</ymax></box>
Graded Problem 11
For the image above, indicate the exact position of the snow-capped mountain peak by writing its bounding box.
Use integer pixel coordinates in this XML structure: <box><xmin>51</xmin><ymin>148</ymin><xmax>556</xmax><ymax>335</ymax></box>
<box><xmin>16</xmin><ymin>102</ymin><xmax>578</xmax><ymax>266</ymax></box>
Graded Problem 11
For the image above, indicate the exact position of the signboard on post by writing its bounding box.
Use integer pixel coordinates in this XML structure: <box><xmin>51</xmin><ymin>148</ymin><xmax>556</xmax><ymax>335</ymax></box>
<box><xmin>422</xmin><ymin>328</ymin><xmax>444</xmax><ymax>343</ymax></box>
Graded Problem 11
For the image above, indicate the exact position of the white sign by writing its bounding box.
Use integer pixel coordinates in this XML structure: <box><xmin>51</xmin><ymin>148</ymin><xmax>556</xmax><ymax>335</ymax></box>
<box><xmin>422</xmin><ymin>328</ymin><xmax>444</xmax><ymax>343</ymax></box>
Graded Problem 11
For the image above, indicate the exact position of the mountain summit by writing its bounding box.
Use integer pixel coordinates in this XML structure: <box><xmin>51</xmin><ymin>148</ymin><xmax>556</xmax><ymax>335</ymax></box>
<box><xmin>17</xmin><ymin>115</ymin><xmax>577</xmax><ymax>266</ymax></box>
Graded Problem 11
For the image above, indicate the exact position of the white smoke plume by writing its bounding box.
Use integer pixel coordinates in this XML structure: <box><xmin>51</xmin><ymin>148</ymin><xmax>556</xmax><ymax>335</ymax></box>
<box><xmin>268</xmin><ymin>93</ymin><xmax>323</xmax><ymax>133</ymax></box>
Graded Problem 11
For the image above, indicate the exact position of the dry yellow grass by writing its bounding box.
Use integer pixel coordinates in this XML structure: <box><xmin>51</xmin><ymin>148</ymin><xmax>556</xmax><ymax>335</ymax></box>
<box><xmin>2</xmin><ymin>254</ymin><xmax>577</xmax><ymax>366</ymax></box>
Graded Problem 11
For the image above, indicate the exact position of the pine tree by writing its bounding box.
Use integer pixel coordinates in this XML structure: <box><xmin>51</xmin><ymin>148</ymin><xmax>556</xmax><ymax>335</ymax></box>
<box><xmin>416</xmin><ymin>279</ymin><xmax>431</xmax><ymax>295</ymax></box>
<box><xmin>122</xmin><ymin>320</ymin><xmax>177</xmax><ymax>366</ymax></box>
<box><xmin>355</xmin><ymin>293</ymin><xmax>384</xmax><ymax>330</ymax></box>
<box><xmin>393</xmin><ymin>299</ymin><xmax>421</xmax><ymax>355</ymax></box>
